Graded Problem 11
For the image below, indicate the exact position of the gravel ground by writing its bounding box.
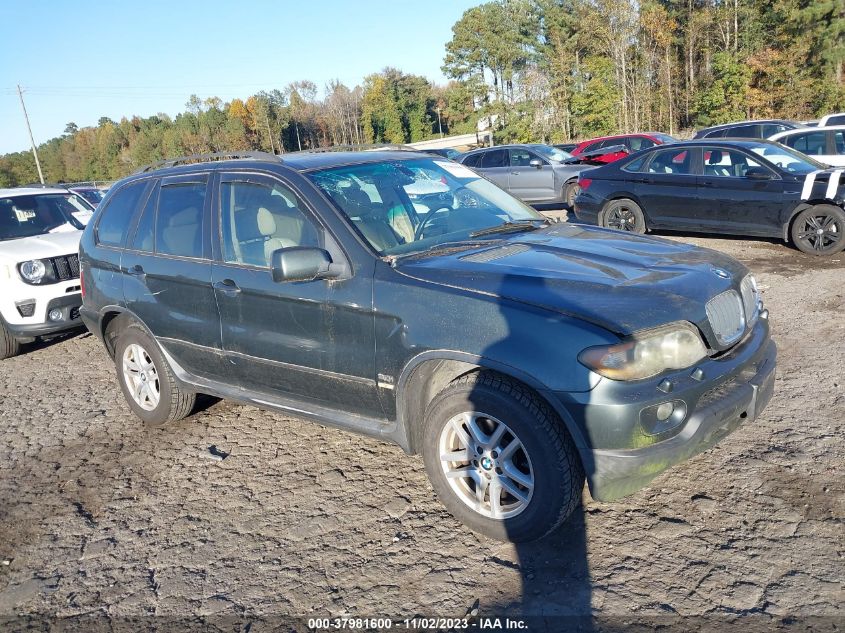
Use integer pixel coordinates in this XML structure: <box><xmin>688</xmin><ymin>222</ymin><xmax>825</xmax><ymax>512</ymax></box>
<box><xmin>0</xmin><ymin>230</ymin><xmax>842</xmax><ymax>631</ymax></box>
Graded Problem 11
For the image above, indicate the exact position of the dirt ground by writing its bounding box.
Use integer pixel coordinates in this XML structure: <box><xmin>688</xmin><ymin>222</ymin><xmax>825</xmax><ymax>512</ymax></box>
<box><xmin>0</xmin><ymin>227</ymin><xmax>842</xmax><ymax>631</ymax></box>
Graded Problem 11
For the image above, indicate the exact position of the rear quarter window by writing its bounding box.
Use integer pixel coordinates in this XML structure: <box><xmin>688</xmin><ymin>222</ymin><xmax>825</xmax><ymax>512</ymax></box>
<box><xmin>95</xmin><ymin>181</ymin><xmax>148</xmax><ymax>247</ymax></box>
<box><xmin>622</xmin><ymin>154</ymin><xmax>649</xmax><ymax>172</ymax></box>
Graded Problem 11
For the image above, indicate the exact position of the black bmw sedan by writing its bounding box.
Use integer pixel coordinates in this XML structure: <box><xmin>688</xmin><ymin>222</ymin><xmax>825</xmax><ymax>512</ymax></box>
<box><xmin>573</xmin><ymin>139</ymin><xmax>845</xmax><ymax>255</ymax></box>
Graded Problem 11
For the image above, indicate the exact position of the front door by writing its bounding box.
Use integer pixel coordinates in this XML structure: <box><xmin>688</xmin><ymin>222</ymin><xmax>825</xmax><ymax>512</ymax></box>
<box><xmin>122</xmin><ymin>174</ymin><xmax>226</xmax><ymax>379</ymax></box>
<box><xmin>211</xmin><ymin>171</ymin><xmax>382</xmax><ymax>417</ymax></box>
<box><xmin>697</xmin><ymin>146</ymin><xmax>787</xmax><ymax>237</ymax></box>
<box><xmin>507</xmin><ymin>148</ymin><xmax>556</xmax><ymax>202</ymax></box>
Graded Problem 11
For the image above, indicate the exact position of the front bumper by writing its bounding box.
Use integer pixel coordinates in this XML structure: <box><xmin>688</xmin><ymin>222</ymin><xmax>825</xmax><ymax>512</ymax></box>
<box><xmin>2</xmin><ymin>294</ymin><xmax>84</xmax><ymax>338</ymax></box>
<box><xmin>558</xmin><ymin>317</ymin><xmax>777</xmax><ymax>501</ymax></box>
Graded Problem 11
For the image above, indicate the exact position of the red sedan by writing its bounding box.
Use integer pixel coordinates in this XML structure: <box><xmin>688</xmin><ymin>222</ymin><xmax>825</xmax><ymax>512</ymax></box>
<box><xmin>570</xmin><ymin>132</ymin><xmax>678</xmax><ymax>164</ymax></box>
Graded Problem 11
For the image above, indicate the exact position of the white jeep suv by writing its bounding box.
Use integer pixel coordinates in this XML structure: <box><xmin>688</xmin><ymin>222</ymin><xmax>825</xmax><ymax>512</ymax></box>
<box><xmin>0</xmin><ymin>187</ymin><xmax>92</xmax><ymax>359</ymax></box>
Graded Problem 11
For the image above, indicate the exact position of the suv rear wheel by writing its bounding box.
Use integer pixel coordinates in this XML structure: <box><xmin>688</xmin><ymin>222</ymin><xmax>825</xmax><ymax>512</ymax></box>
<box><xmin>114</xmin><ymin>323</ymin><xmax>195</xmax><ymax>426</ymax></box>
<box><xmin>0</xmin><ymin>322</ymin><xmax>21</xmax><ymax>361</ymax></box>
<box><xmin>421</xmin><ymin>372</ymin><xmax>584</xmax><ymax>542</ymax></box>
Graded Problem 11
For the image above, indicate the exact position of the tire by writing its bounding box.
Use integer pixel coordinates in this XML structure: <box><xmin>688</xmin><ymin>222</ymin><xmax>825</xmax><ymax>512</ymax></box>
<box><xmin>563</xmin><ymin>180</ymin><xmax>579</xmax><ymax>208</ymax></box>
<box><xmin>790</xmin><ymin>204</ymin><xmax>845</xmax><ymax>255</ymax></box>
<box><xmin>421</xmin><ymin>372</ymin><xmax>584</xmax><ymax>542</ymax></box>
<box><xmin>601</xmin><ymin>198</ymin><xmax>646</xmax><ymax>234</ymax></box>
<box><xmin>0</xmin><ymin>320</ymin><xmax>21</xmax><ymax>361</ymax></box>
<box><xmin>114</xmin><ymin>323</ymin><xmax>195</xmax><ymax>426</ymax></box>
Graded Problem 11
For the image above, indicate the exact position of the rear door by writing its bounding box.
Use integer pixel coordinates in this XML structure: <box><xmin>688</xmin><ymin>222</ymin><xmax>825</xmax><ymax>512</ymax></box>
<box><xmin>211</xmin><ymin>171</ymin><xmax>382</xmax><ymax>417</ymax></box>
<box><xmin>633</xmin><ymin>146</ymin><xmax>701</xmax><ymax>228</ymax></box>
<box><xmin>507</xmin><ymin>148</ymin><xmax>556</xmax><ymax>202</ymax></box>
<box><xmin>121</xmin><ymin>174</ymin><xmax>226</xmax><ymax>378</ymax></box>
<box><xmin>476</xmin><ymin>149</ymin><xmax>510</xmax><ymax>191</ymax></box>
<box><xmin>697</xmin><ymin>146</ymin><xmax>787</xmax><ymax>236</ymax></box>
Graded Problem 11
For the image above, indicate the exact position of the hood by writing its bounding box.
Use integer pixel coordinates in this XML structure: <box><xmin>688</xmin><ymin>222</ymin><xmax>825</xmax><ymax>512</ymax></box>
<box><xmin>0</xmin><ymin>229</ymin><xmax>82</xmax><ymax>264</ymax></box>
<box><xmin>396</xmin><ymin>223</ymin><xmax>748</xmax><ymax>343</ymax></box>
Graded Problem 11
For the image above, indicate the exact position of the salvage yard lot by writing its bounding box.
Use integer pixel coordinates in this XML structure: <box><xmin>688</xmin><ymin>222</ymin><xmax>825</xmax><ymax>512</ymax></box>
<box><xmin>0</xmin><ymin>228</ymin><xmax>842</xmax><ymax>626</ymax></box>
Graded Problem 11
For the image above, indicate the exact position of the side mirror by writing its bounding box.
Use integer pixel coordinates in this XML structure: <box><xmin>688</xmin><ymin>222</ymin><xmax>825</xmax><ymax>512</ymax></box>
<box><xmin>271</xmin><ymin>247</ymin><xmax>338</xmax><ymax>283</ymax></box>
<box><xmin>745</xmin><ymin>167</ymin><xmax>773</xmax><ymax>180</ymax></box>
<box><xmin>529</xmin><ymin>158</ymin><xmax>543</xmax><ymax>169</ymax></box>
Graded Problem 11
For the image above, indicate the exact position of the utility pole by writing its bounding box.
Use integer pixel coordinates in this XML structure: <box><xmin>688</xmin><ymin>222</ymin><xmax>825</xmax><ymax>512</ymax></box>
<box><xmin>17</xmin><ymin>85</ymin><xmax>45</xmax><ymax>184</ymax></box>
<box><xmin>436</xmin><ymin>107</ymin><xmax>443</xmax><ymax>138</ymax></box>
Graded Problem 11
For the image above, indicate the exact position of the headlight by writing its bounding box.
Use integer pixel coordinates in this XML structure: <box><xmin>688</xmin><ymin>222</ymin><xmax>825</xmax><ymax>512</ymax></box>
<box><xmin>579</xmin><ymin>323</ymin><xmax>708</xmax><ymax>381</ymax></box>
<box><xmin>19</xmin><ymin>259</ymin><xmax>47</xmax><ymax>284</ymax></box>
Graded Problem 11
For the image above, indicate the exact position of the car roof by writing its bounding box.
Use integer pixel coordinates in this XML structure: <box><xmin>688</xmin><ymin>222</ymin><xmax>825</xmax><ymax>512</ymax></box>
<box><xmin>577</xmin><ymin>132</ymin><xmax>664</xmax><ymax>143</ymax></box>
<box><xmin>698</xmin><ymin>119</ymin><xmax>803</xmax><ymax>132</ymax></box>
<box><xmin>770</xmin><ymin>125</ymin><xmax>845</xmax><ymax>139</ymax></box>
<box><xmin>0</xmin><ymin>187</ymin><xmax>73</xmax><ymax>197</ymax></box>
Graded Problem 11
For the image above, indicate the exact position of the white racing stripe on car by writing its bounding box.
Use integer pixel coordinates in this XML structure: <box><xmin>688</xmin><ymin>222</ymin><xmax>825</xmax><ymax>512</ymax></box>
<box><xmin>801</xmin><ymin>171</ymin><xmax>821</xmax><ymax>200</ymax></box>
<box><xmin>825</xmin><ymin>169</ymin><xmax>843</xmax><ymax>199</ymax></box>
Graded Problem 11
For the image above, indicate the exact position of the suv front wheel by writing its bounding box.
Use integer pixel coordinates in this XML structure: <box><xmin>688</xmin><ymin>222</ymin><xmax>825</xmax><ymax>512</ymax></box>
<box><xmin>421</xmin><ymin>372</ymin><xmax>584</xmax><ymax>542</ymax></box>
<box><xmin>114</xmin><ymin>323</ymin><xmax>195</xmax><ymax>426</ymax></box>
<box><xmin>0</xmin><ymin>321</ymin><xmax>21</xmax><ymax>360</ymax></box>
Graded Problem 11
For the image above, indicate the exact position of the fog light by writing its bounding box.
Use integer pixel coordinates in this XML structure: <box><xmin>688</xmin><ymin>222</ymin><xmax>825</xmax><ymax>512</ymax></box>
<box><xmin>48</xmin><ymin>308</ymin><xmax>63</xmax><ymax>322</ymax></box>
<box><xmin>656</xmin><ymin>402</ymin><xmax>674</xmax><ymax>421</ymax></box>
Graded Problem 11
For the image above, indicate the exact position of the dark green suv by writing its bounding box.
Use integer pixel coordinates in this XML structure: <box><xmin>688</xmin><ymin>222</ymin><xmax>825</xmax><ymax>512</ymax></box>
<box><xmin>79</xmin><ymin>151</ymin><xmax>776</xmax><ymax>542</ymax></box>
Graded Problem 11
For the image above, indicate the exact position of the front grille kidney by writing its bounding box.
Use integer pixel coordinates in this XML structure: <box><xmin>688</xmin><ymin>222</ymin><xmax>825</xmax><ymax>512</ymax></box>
<box><xmin>706</xmin><ymin>289</ymin><xmax>746</xmax><ymax>346</ymax></box>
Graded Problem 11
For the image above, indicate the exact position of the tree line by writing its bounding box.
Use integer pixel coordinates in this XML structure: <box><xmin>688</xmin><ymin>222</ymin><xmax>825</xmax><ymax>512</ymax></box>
<box><xmin>2</xmin><ymin>0</ymin><xmax>842</xmax><ymax>187</ymax></box>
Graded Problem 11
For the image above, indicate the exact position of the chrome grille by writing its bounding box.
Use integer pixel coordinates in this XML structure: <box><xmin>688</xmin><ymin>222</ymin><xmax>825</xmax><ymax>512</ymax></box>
<box><xmin>740</xmin><ymin>274</ymin><xmax>759</xmax><ymax>327</ymax></box>
<box><xmin>706</xmin><ymin>289</ymin><xmax>745</xmax><ymax>346</ymax></box>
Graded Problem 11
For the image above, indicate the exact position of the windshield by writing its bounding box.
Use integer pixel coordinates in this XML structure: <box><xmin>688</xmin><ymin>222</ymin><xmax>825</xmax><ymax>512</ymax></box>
<box><xmin>308</xmin><ymin>157</ymin><xmax>545</xmax><ymax>256</ymax></box>
<box><xmin>530</xmin><ymin>144</ymin><xmax>572</xmax><ymax>162</ymax></box>
<box><xmin>749</xmin><ymin>143</ymin><xmax>827</xmax><ymax>174</ymax></box>
<box><xmin>0</xmin><ymin>194</ymin><xmax>85</xmax><ymax>241</ymax></box>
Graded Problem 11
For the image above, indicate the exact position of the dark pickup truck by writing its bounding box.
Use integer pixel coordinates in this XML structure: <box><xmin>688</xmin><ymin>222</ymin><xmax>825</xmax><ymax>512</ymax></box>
<box><xmin>79</xmin><ymin>150</ymin><xmax>776</xmax><ymax>542</ymax></box>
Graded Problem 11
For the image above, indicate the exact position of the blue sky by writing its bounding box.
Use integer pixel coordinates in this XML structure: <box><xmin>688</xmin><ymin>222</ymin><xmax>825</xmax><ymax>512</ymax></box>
<box><xmin>0</xmin><ymin>0</ymin><xmax>479</xmax><ymax>154</ymax></box>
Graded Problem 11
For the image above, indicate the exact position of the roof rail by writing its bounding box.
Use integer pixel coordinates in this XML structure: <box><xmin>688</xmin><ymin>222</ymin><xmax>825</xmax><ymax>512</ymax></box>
<box><xmin>133</xmin><ymin>151</ymin><xmax>282</xmax><ymax>174</ymax></box>
<box><xmin>292</xmin><ymin>143</ymin><xmax>418</xmax><ymax>154</ymax></box>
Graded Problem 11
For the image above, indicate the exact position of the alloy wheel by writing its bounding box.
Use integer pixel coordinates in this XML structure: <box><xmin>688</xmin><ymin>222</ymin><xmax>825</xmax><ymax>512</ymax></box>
<box><xmin>795</xmin><ymin>212</ymin><xmax>842</xmax><ymax>252</ymax></box>
<box><xmin>438</xmin><ymin>411</ymin><xmax>534</xmax><ymax>519</ymax></box>
<box><xmin>606</xmin><ymin>206</ymin><xmax>638</xmax><ymax>231</ymax></box>
<box><xmin>122</xmin><ymin>343</ymin><xmax>161</xmax><ymax>411</ymax></box>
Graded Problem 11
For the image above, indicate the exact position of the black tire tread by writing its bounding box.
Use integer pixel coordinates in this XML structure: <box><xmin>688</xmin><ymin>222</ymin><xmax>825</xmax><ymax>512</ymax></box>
<box><xmin>0</xmin><ymin>321</ymin><xmax>21</xmax><ymax>361</ymax></box>
<box><xmin>427</xmin><ymin>371</ymin><xmax>583</xmax><ymax>540</ymax></box>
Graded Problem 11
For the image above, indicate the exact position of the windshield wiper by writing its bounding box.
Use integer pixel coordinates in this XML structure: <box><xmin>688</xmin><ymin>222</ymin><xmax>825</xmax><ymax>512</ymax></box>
<box><xmin>469</xmin><ymin>219</ymin><xmax>548</xmax><ymax>238</ymax></box>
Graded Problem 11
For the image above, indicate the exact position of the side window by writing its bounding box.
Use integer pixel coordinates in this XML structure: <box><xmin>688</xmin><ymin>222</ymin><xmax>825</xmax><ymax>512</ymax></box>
<box><xmin>462</xmin><ymin>153</ymin><xmax>481</xmax><ymax>167</ymax></box>
<box><xmin>155</xmin><ymin>180</ymin><xmax>207</xmax><ymax>258</ymax></box>
<box><xmin>761</xmin><ymin>124</ymin><xmax>788</xmax><ymax>137</ymax></box>
<box><xmin>480</xmin><ymin>149</ymin><xmax>507</xmax><ymax>168</ymax></box>
<box><xmin>787</xmin><ymin>131</ymin><xmax>827</xmax><ymax>155</ymax></box>
<box><xmin>221</xmin><ymin>178</ymin><xmax>321</xmax><ymax>268</ymax></box>
<box><xmin>622</xmin><ymin>154</ymin><xmax>649</xmax><ymax>173</ymax></box>
<box><xmin>727</xmin><ymin>124</ymin><xmax>759</xmax><ymax>138</ymax></box>
<box><xmin>130</xmin><ymin>182</ymin><xmax>158</xmax><ymax>252</ymax></box>
<box><xmin>95</xmin><ymin>181</ymin><xmax>147</xmax><ymax>247</ymax></box>
<box><xmin>509</xmin><ymin>149</ymin><xmax>543</xmax><ymax>166</ymax></box>
<box><xmin>833</xmin><ymin>131</ymin><xmax>845</xmax><ymax>154</ymax></box>
<box><xmin>629</xmin><ymin>137</ymin><xmax>655</xmax><ymax>151</ymax></box>
<box><xmin>703</xmin><ymin>148</ymin><xmax>766</xmax><ymax>177</ymax></box>
<box><xmin>647</xmin><ymin>148</ymin><xmax>694</xmax><ymax>175</ymax></box>
<box><xmin>826</xmin><ymin>114</ymin><xmax>845</xmax><ymax>126</ymax></box>
<box><xmin>703</xmin><ymin>129</ymin><xmax>726</xmax><ymax>138</ymax></box>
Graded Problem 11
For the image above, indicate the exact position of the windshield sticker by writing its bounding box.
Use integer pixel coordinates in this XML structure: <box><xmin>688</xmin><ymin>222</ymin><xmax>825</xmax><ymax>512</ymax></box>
<box><xmin>825</xmin><ymin>169</ymin><xmax>843</xmax><ymax>199</ymax></box>
<box><xmin>434</xmin><ymin>160</ymin><xmax>478</xmax><ymax>179</ymax></box>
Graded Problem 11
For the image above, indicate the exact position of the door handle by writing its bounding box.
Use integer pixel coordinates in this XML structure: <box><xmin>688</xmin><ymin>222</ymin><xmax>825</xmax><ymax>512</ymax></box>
<box><xmin>213</xmin><ymin>279</ymin><xmax>241</xmax><ymax>296</ymax></box>
<box><xmin>700</xmin><ymin>180</ymin><xmax>715</xmax><ymax>187</ymax></box>
<box><xmin>510</xmin><ymin>171</ymin><xmax>520</xmax><ymax>175</ymax></box>
<box><xmin>127</xmin><ymin>265</ymin><xmax>145</xmax><ymax>278</ymax></box>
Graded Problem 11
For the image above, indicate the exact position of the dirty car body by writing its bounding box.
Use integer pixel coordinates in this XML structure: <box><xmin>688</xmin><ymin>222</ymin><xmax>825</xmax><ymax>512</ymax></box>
<box><xmin>79</xmin><ymin>151</ymin><xmax>776</xmax><ymax>540</ymax></box>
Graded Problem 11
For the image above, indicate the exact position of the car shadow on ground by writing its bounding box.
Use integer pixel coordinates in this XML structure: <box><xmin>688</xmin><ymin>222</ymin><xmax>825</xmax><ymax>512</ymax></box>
<box><xmin>462</xmin><ymin>272</ymin><xmax>596</xmax><ymax>630</ymax></box>
<box><xmin>18</xmin><ymin>327</ymin><xmax>89</xmax><ymax>355</ymax></box>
